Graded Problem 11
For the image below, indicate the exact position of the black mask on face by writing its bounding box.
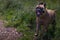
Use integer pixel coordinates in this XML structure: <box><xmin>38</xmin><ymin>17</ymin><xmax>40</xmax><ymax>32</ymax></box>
<box><xmin>36</xmin><ymin>7</ymin><xmax>45</xmax><ymax>16</ymax></box>
<box><xmin>39</xmin><ymin>7</ymin><xmax>45</xmax><ymax>13</ymax></box>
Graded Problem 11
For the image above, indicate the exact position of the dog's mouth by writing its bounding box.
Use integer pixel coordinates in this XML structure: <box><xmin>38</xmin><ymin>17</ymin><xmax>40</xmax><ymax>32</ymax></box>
<box><xmin>36</xmin><ymin>7</ymin><xmax>45</xmax><ymax>16</ymax></box>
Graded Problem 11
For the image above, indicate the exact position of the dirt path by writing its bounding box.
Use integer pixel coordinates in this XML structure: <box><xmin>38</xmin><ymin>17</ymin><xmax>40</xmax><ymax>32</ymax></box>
<box><xmin>0</xmin><ymin>20</ymin><xmax>4</xmax><ymax>28</ymax></box>
<box><xmin>0</xmin><ymin>20</ymin><xmax>22</xmax><ymax>40</ymax></box>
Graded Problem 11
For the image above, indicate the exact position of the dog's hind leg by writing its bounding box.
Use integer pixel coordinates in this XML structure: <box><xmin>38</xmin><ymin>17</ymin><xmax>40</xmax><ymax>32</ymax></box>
<box><xmin>51</xmin><ymin>18</ymin><xmax>56</xmax><ymax>38</ymax></box>
<box><xmin>49</xmin><ymin>14</ymin><xmax>56</xmax><ymax>40</ymax></box>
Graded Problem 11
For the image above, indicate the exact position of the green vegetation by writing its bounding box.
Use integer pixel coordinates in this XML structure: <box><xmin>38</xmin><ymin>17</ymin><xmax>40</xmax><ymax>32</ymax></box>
<box><xmin>0</xmin><ymin>0</ymin><xmax>60</xmax><ymax>40</ymax></box>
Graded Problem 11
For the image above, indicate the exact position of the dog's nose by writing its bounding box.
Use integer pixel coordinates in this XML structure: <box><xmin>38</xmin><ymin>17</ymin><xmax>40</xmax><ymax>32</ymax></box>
<box><xmin>43</xmin><ymin>11</ymin><xmax>44</xmax><ymax>13</ymax></box>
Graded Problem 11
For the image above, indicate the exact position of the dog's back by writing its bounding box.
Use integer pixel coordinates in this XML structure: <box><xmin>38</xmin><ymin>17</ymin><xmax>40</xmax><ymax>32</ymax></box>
<box><xmin>46</xmin><ymin>8</ymin><xmax>56</xmax><ymax>16</ymax></box>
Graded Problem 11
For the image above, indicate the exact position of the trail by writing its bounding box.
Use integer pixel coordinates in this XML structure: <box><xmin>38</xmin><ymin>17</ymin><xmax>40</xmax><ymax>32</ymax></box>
<box><xmin>0</xmin><ymin>20</ymin><xmax>22</xmax><ymax>40</ymax></box>
<box><xmin>0</xmin><ymin>20</ymin><xmax>4</xmax><ymax>28</ymax></box>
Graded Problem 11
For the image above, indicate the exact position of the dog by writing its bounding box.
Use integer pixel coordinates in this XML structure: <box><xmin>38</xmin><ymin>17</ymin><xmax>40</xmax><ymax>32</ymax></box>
<box><xmin>34</xmin><ymin>2</ymin><xmax>56</xmax><ymax>40</ymax></box>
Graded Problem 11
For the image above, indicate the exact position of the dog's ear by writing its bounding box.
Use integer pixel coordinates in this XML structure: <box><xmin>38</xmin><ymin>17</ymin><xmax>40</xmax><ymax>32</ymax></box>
<box><xmin>38</xmin><ymin>2</ymin><xmax>44</xmax><ymax>5</ymax></box>
<box><xmin>44</xmin><ymin>2</ymin><xmax>46</xmax><ymax>8</ymax></box>
<box><xmin>44</xmin><ymin>3</ymin><xmax>46</xmax><ymax>8</ymax></box>
<box><xmin>38</xmin><ymin>2</ymin><xmax>46</xmax><ymax>7</ymax></box>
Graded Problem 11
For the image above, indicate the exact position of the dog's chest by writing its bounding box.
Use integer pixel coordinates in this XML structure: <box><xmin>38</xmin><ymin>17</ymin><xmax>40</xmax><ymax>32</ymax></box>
<box><xmin>40</xmin><ymin>13</ymin><xmax>51</xmax><ymax>24</ymax></box>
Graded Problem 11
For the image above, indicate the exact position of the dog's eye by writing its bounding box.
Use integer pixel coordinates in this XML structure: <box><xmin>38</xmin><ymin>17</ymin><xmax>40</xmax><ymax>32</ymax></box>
<box><xmin>43</xmin><ymin>11</ymin><xmax>44</xmax><ymax>13</ymax></box>
<box><xmin>40</xmin><ymin>8</ymin><xmax>43</xmax><ymax>10</ymax></box>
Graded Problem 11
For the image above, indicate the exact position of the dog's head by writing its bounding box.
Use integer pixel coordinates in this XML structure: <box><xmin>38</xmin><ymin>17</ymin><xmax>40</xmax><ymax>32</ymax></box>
<box><xmin>36</xmin><ymin>2</ymin><xmax>46</xmax><ymax>16</ymax></box>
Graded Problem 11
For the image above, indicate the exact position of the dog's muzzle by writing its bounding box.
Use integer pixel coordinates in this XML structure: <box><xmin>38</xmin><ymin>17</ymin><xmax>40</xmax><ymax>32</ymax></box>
<box><xmin>36</xmin><ymin>7</ymin><xmax>45</xmax><ymax>17</ymax></box>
